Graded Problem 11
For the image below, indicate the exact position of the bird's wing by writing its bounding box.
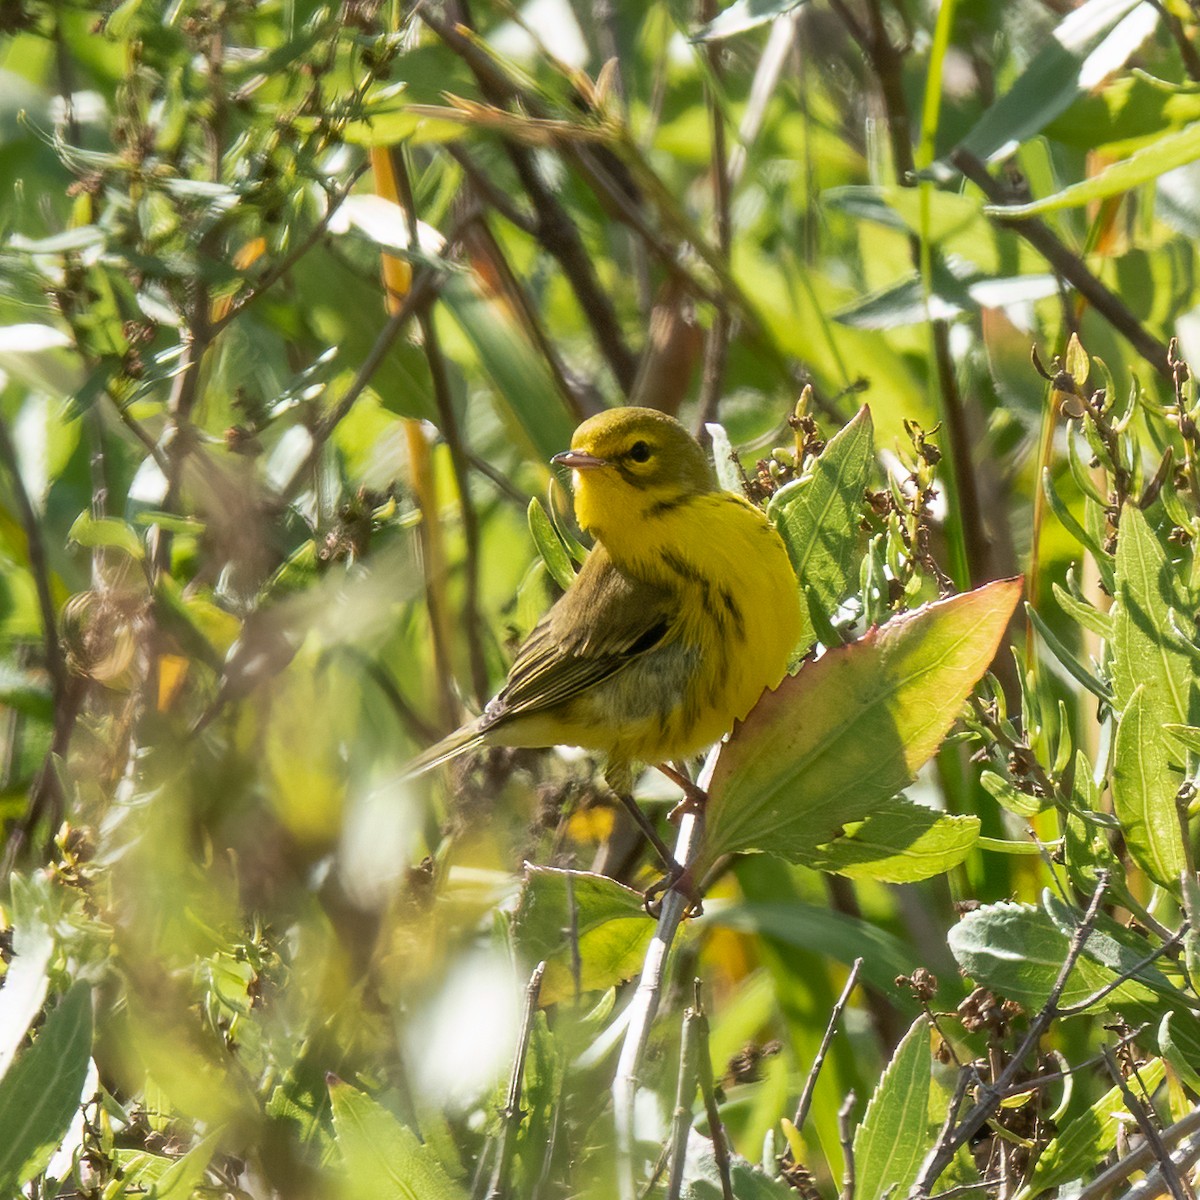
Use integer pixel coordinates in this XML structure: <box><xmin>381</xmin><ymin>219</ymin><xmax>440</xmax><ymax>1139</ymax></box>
<box><xmin>481</xmin><ymin>547</ymin><xmax>675</xmax><ymax>729</ymax></box>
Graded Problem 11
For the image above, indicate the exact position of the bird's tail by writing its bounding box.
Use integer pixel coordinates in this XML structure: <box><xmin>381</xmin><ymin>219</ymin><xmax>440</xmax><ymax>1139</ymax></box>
<box><xmin>400</xmin><ymin>722</ymin><xmax>488</xmax><ymax>781</ymax></box>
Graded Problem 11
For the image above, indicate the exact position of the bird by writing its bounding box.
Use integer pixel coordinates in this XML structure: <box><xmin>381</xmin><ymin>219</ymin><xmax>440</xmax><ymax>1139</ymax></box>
<box><xmin>406</xmin><ymin>406</ymin><xmax>802</xmax><ymax>865</ymax></box>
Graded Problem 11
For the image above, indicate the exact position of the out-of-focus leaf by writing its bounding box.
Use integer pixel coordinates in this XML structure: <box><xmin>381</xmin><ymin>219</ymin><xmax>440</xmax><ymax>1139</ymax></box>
<box><xmin>0</xmin><ymin>324</ymin><xmax>84</xmax><ymax>396</ymax></box>
<box><xmin>1011</xmin><ymin>1058</ymin><xmax>1165</xmax><ymax>1200</ymax></box>
<box><xmin>954</xmin><ymin>0</ymin><xmax>1156</xmax><ymax>164</ymax></box>
<box><xmin>0</xmin><ymin>982</ymin><xmax>93</xmax><ymax>1193</ymax></box>
<box><xmin>1046</xmin><ymin>73</ymin><xmax>1200</xmax><ymax>153</ymax></box>
<box><xmin>1112</xmin><ymin>687</ymin><xmax>1188</xmax><ymax>890</ymax></box>
<box><xmin>329</xmin><ymin>1079</ymin><xmax>467</xmax><ymax>1200</ymax></box>
<box><xmin>705</xmin><ymin>422</ymin><xmax>744</xmax><ymax>494</ymax></box>
<box><xmin>710</xmin><ymin>902</ymin><xmax>917</xmax><ymax>999</ymax></box>
<box><xmin>0</xmin><ymin>875</ymin><xmax>56</xmax><ymax>1081</ymax></box>
<box><xmin>991</xmin><ymin>121</ymin><xmax>1200</xmax><ymax>217</ymax></box>
<box><xmin>799</xmin><ymin>797</ymin><xmax>979</xmax><ymax>883</ymax></box>
<box><xmin>67</xmin><ymin>512</ymin><xmax>144</xmax><ymax>560</ymax></box>
<box><xmin>440</xmin><ymin>276</ymin><xmax>573</xmax><ymax>468</ymax></box>
<box><xmin>0</xmin><ymin>661</ymin><xmax>52</xmax><ymax>722</ymax></box>
<box><xmin>513</xmin><ymin>866</ymin><xmax>652</xmax><ymax>1005</ymax></box>
<box><xmin>691</xmin><ymin>0</ymin><xmax>807</xmax><ymax>42</ymax></box>
<box><xmin>701</xmin><ymin>578</ymin><xmax>1021</xmax><ymax>871</ymax></box>
<box><xmin>527</xmin><ymin>499</ymin><xmax>575</xmax><ymax>591</ymax></box>
<box><xmin>767</xmin><ymin>406</ymin><xmax>872</xmax><ymax>651</ymax></box>
<box><xmin>1160</xmin><ymin>1012</ymin><xmax>1200</xmax><ymax>1094</ymax></box>
<box><xmin>852</xmin><ymin>1016</ymin><xmax>933</xmax><ymax>1200</ymax></box>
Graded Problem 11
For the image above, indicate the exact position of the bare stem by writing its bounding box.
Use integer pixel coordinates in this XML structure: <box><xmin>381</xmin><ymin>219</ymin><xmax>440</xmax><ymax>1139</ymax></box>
<box><xmin>487</xmin><ymin>961</ymin><xmax>547</xmax><ymax>1200</ymax></box>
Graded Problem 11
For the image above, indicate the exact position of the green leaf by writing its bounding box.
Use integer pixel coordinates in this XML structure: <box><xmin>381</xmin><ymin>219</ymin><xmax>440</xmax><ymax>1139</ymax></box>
<box><xmin>681</xmin><ymin>1134</ymin><xmax>797</xmax><ymax>1197</ymax></box>
<box><xmin>691</xmin><ymin>0</ymin><xmax>807</xmax><ymax>42</ymax></box>
<box><xmin>701</xmin><ymin>578</ymin><xmax>1022</xmax><ymax>871</ymax></box>
<box><xmin>768</xmin><ymin>406</ymin><xmax>873</xmax><ymax>652</ymax></box>
<box><xmin>990</xmin><ymin>120</ymin><xmax>1200</xmax><ymax>217</ymax></box>
<box><xmin>954</xmin><ymin>0</ymin><xmax>1153</xmax><ymax>165</ymax></box>
<box><xmin>526</xmin><ymin>499</ymin><xmax>575</xmax><ymax>591</ymax></box>
<box><xmin>948</xmin><ymin>902</ymin><xmax>1157</xmax><ymax>1012</ymax></box>
<box><xmin>512</xmin><ymin>867</ymin><xmax>653</xmax><ymax>1006</ymax></box>
<box><xmin>329</xmin><ymin>1079</ymin><xmax>467</xmax><ymax>1200</ymax></box>
<box><xmin>1112</xmin><ymin>686</ymin><xmax>1188</xmax><ymax>890</ymax></box>
<box><xmin>0</xmin><ymin>982</ymin><xmax>93</xmax><ymax>1193</ymax></box>
<box><xmin>798</xmin><ymin>796</ymin><xmax>980</xmax><ymax>883</ymax></box>
<box><xmin>1113</xmin><ymin>504</ymin><xmax>1198</xmax><ymax>728</ymax></box>
<box><xmin>1025</xmin><ymin>603</ymin><xmax>1113</xmax><ymax>701</ymax></box>
<box><xmin>852</xmin><ymin>1016</ymin><xmax>934</xmax><ymax>1200</ymax></box>
<box><xmin>1051</xmin><ymin>581</ymin><xmax>1113</xmax><ymax>640</ymax></box>
<box><xmin>1159</xmin><ymin>1011</ymin><xmax>1200</xmax><ymax>1094</ymax></box>
<box><xmin>1012</xmin><ymin>1058</ymin><xmax>1165</xmax><ymax>1200</ymax></box>
<box><xmin>980</xmin><ymin>769</ymin><xmax>1044</xmax><ymax>818</ymax></box>
<box><xmin>67</xmin><ymin>512</ymin><xmax>144</xmax><ymax>560</ymax></box>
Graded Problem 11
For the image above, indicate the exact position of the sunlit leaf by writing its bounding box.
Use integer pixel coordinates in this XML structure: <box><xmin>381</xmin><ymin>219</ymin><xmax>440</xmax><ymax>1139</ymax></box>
<box><xmin>852</xmin><ymin>1016</ymin><xmax>934</xmax><ymax>1200</ymax></box>
<box><xmin>691</xmin><ymin>0</ymin><xmax>808</xmax><ymax>42</ymax></box>
<box><xmin>329</xmin><ymin>1080</ymin><xmax>467</xmax><ymax>1200</ymax></box>
<box><xmin>701</xmin><ymin>578</ymin><xmax>1021</xmax><ymax>870</ymax></box>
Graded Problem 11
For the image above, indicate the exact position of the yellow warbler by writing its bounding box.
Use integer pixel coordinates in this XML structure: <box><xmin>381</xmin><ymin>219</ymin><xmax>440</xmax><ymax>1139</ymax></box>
<box><xmin>407</xmin><ymin>407</ymin><xmax>802</xmax><ymax>843</ymax></box>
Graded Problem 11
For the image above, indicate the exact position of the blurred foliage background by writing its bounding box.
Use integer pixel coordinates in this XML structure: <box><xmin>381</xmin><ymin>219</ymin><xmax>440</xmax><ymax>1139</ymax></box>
<box><xmin>4</xmin><ymin>0</ymin><xmax>1200</xmax><ymax>1196</ymax></box>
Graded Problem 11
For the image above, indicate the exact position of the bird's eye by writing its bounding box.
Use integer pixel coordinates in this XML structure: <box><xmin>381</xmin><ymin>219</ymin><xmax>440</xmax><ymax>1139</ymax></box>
<box><xmin>628</xmin><ymin>441</ymin><xmax>652</xmax><ymax>463</ymax></box>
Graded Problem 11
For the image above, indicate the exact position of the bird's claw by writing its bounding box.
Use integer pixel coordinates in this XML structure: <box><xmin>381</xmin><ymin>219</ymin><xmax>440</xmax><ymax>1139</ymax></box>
<box><xmin>642</xmin><ymin>863</ymin><xmax>703</xmax><ymax>919</ymax></box>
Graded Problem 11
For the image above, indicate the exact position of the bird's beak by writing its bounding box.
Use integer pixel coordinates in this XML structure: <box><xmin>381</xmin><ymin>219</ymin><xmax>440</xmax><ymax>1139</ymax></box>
<box><xmin>552</xmin><ymin>449</ymin><xmax>608</xmax><ymax>469</ymax></box>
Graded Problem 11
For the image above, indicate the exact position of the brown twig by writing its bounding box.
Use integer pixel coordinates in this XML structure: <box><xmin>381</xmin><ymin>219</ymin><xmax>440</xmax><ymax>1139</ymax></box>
<box><xmin>908</xmin><ymin>873</ymin><xmax>1111</xmax><ymax>1197</ymax></box>
<box><xmin>838</xmin><ymin>1092</ymin><xmax>857</xmax><ymax>1200</ymax></box>
<box><xmin>789</xmin><ymin>958</ymin><xmax>863</xmax><ymax>1152</ymax></box>
<box><xmin>951</xmin><ymin>149</ymin><xmax>1171</xmax><ymax>380</ymax></box>
<box><xmin>420</xmin><ymin>7</ymin><xmax>639</xmax><ymax>394</ymax></box>
<box><xmin>1101</xmin><ymin>1046</ymin><xmax>1188</xmax><ymax>1200</ymax></box>
<box><xmin>1075</xmin><ymin>1108</ymin><xmax>1200</xmax><ymax>1200</ymax></box>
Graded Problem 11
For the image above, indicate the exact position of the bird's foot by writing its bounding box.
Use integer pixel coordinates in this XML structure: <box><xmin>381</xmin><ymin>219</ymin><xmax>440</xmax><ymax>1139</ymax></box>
<box><xmin>655</xmin><ymin>762</ymin><xmax>710</xmax><ymax>823</ymax></box>
<box><xmin>643</xmin><ymin>862</ymin><xmax>704</xmax><ymax>919</ymax></box>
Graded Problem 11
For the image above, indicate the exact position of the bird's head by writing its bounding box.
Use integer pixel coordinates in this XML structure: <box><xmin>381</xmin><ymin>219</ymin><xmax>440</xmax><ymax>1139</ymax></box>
<box><xmin>552</xmin><ymin>407</ymin><xmax>717</xmax><ymax>545</ymax></box>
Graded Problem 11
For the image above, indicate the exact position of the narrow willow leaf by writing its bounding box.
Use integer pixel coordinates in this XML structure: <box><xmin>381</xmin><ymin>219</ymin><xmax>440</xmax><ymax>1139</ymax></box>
<box><xmin>0</xmin><ymin>982</ymin><xmax>93</xmax><ymax>1193</ymax></box>
<box><xmin>1012</xmin><ymin>1058</ymin><xmax>1165</xmax><ymax>1200</ymax></box>
<box><xmin>767</xmin><ymin>405</ymin><xmax>873</xmax><ymax>653</ymax></box>
<box><xmin>526</xmin><ymin>499</ymin><xmax>575</xmax><ymax>591</ymax></box>
<box><xmin>799</xmin><ymin>797</ymin><xmax>979</xmax><ymax>883</ymax></box>
<box><xmin>329</xmin><ymin>1080</ymin><xmax>467</xmax><ymax>1200</ymax></box>
<box><xmin>67</xmin><ymin>512</ymin><xmax>144</xmax><ymax>559</ymax></box>
<box><xmin>992</xmin><ymin>120</ymin><xmax>1200</xmax><ymax>217</ymax></box>
<box><xmin>1043</xmin><ymin>470</ymin><xmax>1113</xmax><ymax>585</ymax></box>
<box><xmin>702</xmin><ymin>578</ymin><xmax>1021</xmax><ymax>871</ymax></box>
<box><xmin>955</xmin><ymin>0</ymin><xmax>1154</xmax><ymax>164</ymax></box>
<box><xmin>1112</xmin><ymin>686</ymin><xmax>1188</xmax><ymax>890</ymax></box>
<box><xmin>852</xmin><ymin>1016</ymin><xmax>934</xmax><ymax>1200</ymax></box>
<box><xmin>1026</xmin><ymin>603</ymin><xmax>1113</xmax><ymax>701</ymax></box>
<box><xmin>1160</xmin><ymin>1012</ymin><xmax>1200</xmax><ymax>1093</ymax></box>
<box><xmin>513</xmin><ymin>867</ymin><xmax>651</xmax><ymax>1005</ymax></box>
<box><xmin>691</xmin><ymin>0</ymin><xmax>808</xmax><ymax>42</ymax></box>
<box><xmin>1051</xmin><ymin>581</ymin><xmax>1112</xmax><ymax>640</ymax></box>
<box><xmin>980</xmin><ymin>769</ymin><xmax>1044</xmax><ymax>817</ymax></box>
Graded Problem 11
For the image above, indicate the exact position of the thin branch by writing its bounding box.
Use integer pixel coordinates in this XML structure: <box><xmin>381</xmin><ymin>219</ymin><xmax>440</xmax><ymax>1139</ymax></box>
<box><xmin>951</xmin><ymin>149</ymin><xmax>1172</xmax><ymax>380</ymax></box>
<box><xmin>444</xmin><ymin>142</ymin><xmax>538</xmax><ymax>235</ymax></box>
<box><xmin>838</xmin><ymin>1092</ymin><xmax>857</xmax><ymax>1200</ymax></box>
<box><xmin>1101</xmin><ymin>1047</ymin><xmax>1188</xmax><ymax>1200</ymax></box>
<box><xmin>614</xmin><ymin>769</ymin><xmax>710</xmax><ymax>1200</ymax></box>
<box><xmin>486</xmin><ymin>960</ymin><xmax>546</xmax><ymax>1200</ymax></box>
<box><xmin>278</xmin><ymin>211</ymin><xmax>477</xmax><ymax>505</ymax></box>
<box><xmin>1076</xmin><ymin>1108</ymin><xmax>1200</xmax><ymax>1200</ymax></box>
<box><xmin>209</xmin><ymin>165</ymin><xmax>369</xmax><ymax>338</ymax></box>
<box><xmin>692</xmin><ymin>980</ymin><xmax>734</xmax><ymax>1200</ymax></box>
<box><xmin>788</xmin><ymin>958</ymin><xmax>863</xmax><ymax>1152</ymax></box>
<box><xmin>1113</xmin><ymin>1132</ymin><xmax>1200</xmax><ymax>1200</ymax></box>
<box><xmin>666</xmin><ymin>1002</ymin><xmax>702</xmax><ymax>1200</ymax></box>
<box><xmin>908</xmin><ymin>873</ymin><xmax>1110</xmax><ymax>1198</ymax></box>
<box><xmin>1057</xmin><ymin>924</ymin><xmax>1189</xmax><ymax>1017</ymax></box>
<box><xmin>419</xmin><ymin>7</ymin><xmax>639</xmax><ymax>395</ymax></box>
